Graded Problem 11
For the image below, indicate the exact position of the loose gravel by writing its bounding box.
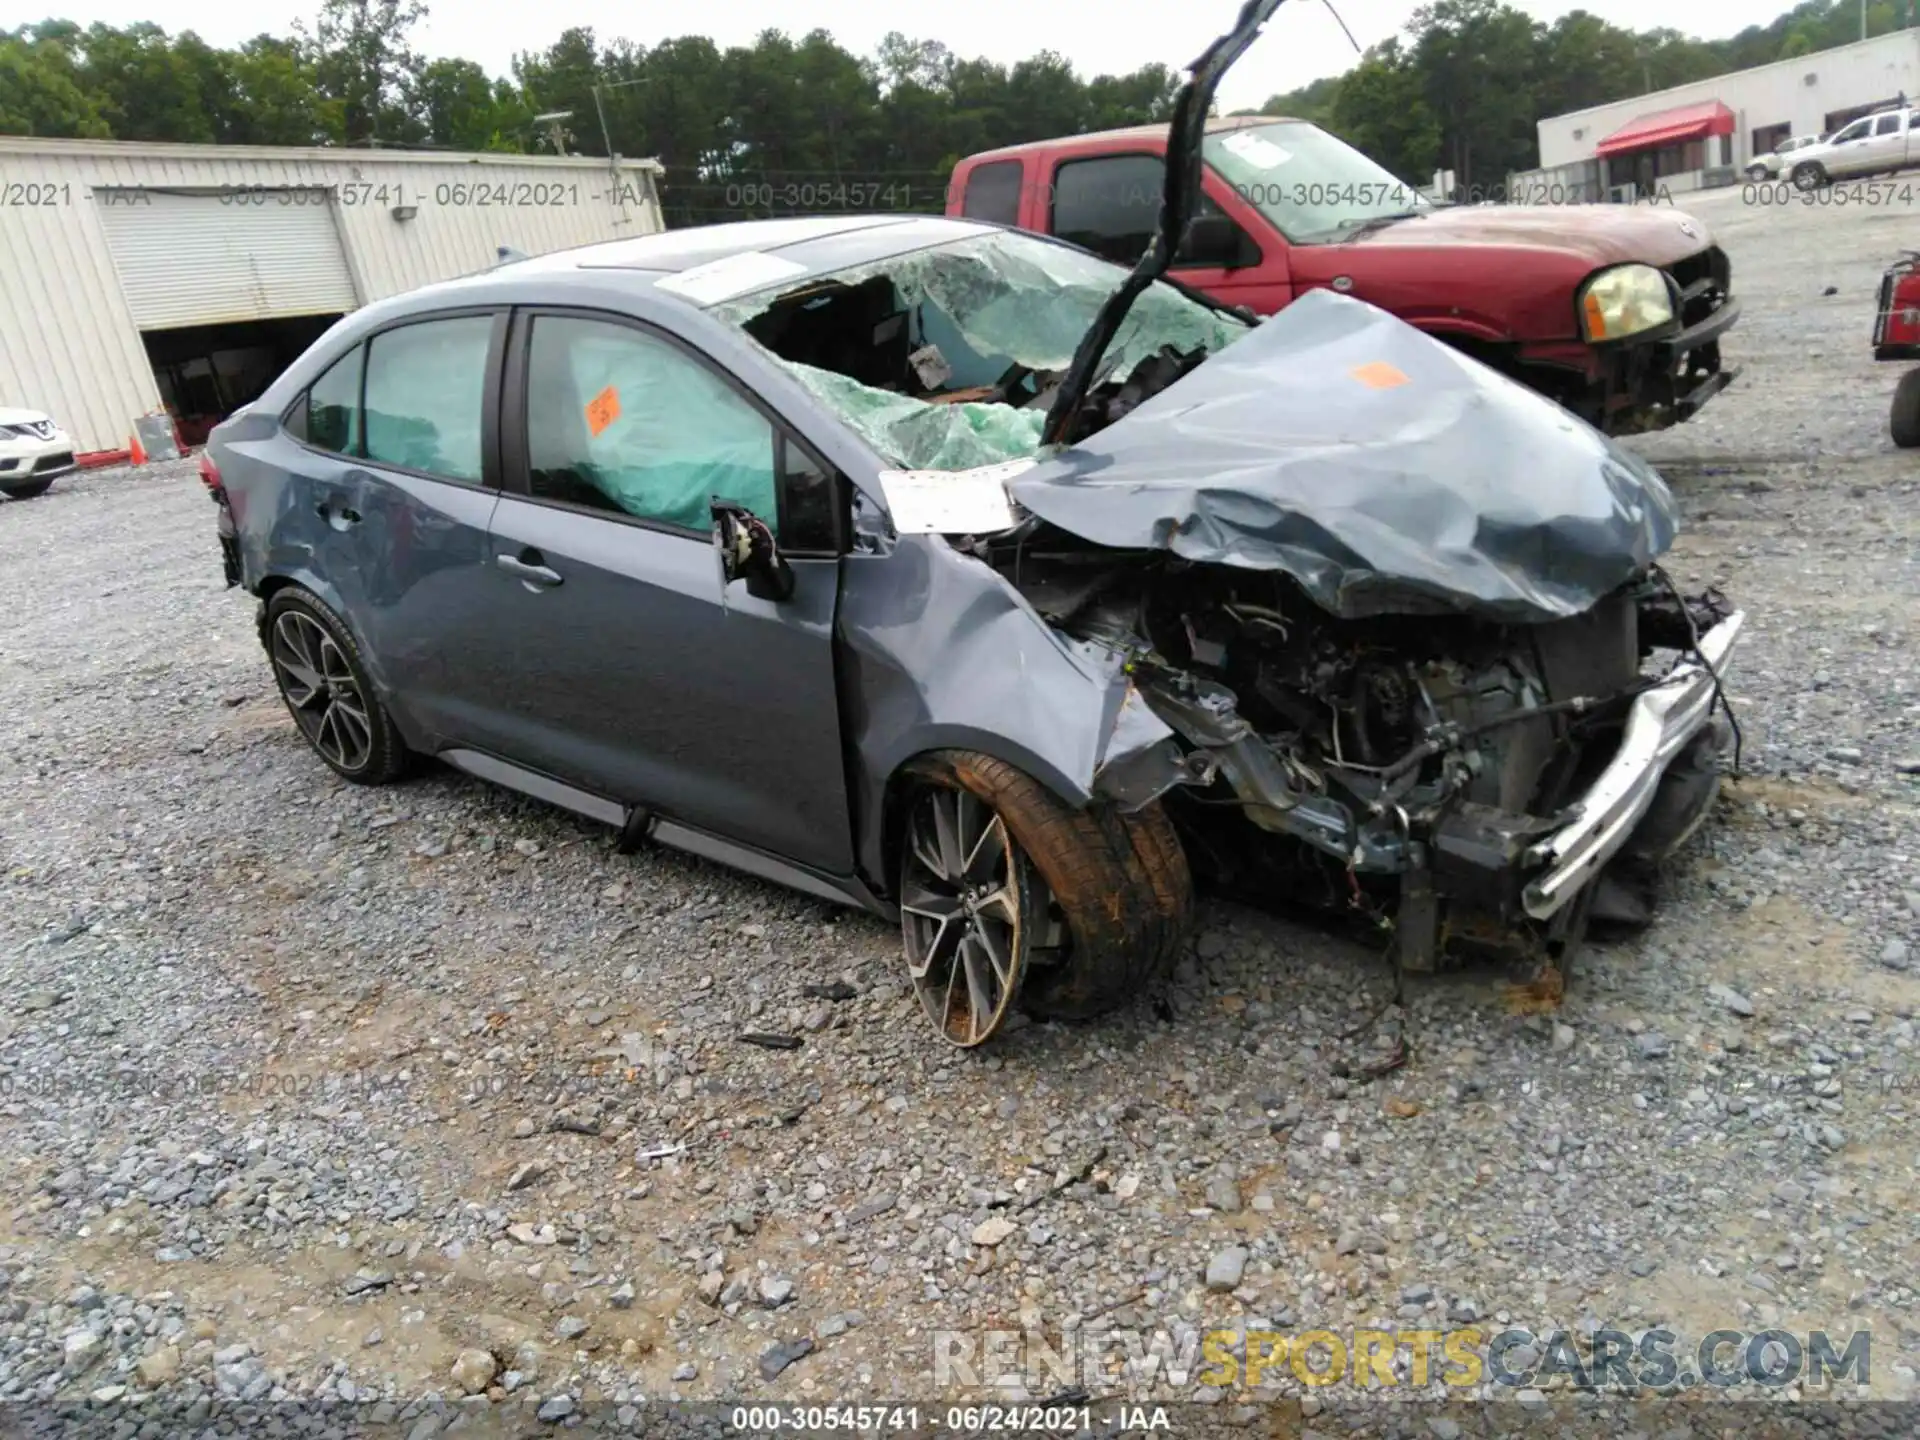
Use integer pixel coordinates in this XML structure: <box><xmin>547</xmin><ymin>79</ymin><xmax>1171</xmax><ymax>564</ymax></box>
<box><xmin>1</xmin><ymin>184</ymin><xmax>1917</xmax><ymax>1436</ymax></box>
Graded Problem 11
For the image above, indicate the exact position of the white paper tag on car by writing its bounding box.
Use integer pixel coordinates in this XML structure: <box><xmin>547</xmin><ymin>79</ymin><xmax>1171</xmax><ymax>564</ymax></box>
<box><xmin>655</xmin><ymin>252</ymin><xmax>810</xmax><ymax>305</ymax></box>
<box><xmin>1221</xmin><ymin>130</ymin><xmax>1291</xmax><ymax>169</ymax></box>
<box><xmin>878</xmin><ymin>459</ymin><xmax>1033</xmax><ymax>534</ymax></box>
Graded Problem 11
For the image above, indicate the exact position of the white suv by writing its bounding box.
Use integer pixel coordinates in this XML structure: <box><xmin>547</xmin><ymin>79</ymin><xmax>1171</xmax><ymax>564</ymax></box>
<box><xmin>0</xmin><ymin>407</ymin><xmax>77</xmax><ymax>500</ymax></box>
<box><xmin>1746</xmin><ymin>133</ymin><xmax>1825</xmax><ymax>181</ymax></box>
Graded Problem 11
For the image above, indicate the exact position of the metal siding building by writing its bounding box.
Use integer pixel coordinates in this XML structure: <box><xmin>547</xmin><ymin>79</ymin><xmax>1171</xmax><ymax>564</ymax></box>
<box><xmin>0</xmin><ymin>137</ymin><xmax>666</xmax><ymax>453</ymax></box>
<box><xmin>1537</xmin><ymin>31</ymin><xmax>1920</xmax><ymax>177</ymax></box>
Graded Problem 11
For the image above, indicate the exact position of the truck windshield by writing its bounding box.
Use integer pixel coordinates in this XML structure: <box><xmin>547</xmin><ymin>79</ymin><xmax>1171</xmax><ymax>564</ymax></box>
<box><xmin>1202</xmin><ymin>121</ymin><xmax>1432</xmax><ymax>245</ymax></box>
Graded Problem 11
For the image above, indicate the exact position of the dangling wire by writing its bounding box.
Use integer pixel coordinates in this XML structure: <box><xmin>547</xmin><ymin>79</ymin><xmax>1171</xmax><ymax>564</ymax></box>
<box><xmin>1653</xmin><ymin>564</ymin><xmax>1743</xmax><ymax>776</ymax></box>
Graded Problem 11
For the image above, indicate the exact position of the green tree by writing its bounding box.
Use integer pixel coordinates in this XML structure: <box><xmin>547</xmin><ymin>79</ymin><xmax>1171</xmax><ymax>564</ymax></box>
<box><xmin>415</xmin><ymin>57</ymin><xmax>522</xmax><ymax>150</ymax></box>
<box><xmin>73</xmin><ymin>21</ymin><xmax>216</xmax><ymax>142</ymax></box>
<box><xmin>302</xmin><ymin>0</ymin><xmax>427</xmax><ymax>144</ymax></box>
<box><xmin>0</xmin><ymin>31</ymin><xmax>108</xmax><ymax>137</ymax></box>
<box><xmin>1326</xmin><ymin>40</ymin><xmax>1439</xmax><ymax>180</ymax></box>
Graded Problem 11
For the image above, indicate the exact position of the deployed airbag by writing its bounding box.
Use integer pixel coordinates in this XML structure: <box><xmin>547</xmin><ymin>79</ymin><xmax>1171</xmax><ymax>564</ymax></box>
<box><xmin>1006</xmin><ymin>289</ymin><xmax>1679</xmax><ymax>623</ymax></box>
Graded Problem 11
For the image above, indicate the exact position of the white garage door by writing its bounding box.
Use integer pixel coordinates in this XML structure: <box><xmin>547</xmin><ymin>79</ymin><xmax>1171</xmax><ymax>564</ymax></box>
<box><xmin>98</xmin><ymin>189</ymin><xmax>360</xmax><ymax>330</ymax></box>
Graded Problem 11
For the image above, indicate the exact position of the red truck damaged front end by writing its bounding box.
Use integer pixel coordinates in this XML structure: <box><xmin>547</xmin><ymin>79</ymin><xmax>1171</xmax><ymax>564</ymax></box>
<box><xmin>950</xmin><ymin>116</ymin><xmax>1740</xmax><ymax>437</ymax></box>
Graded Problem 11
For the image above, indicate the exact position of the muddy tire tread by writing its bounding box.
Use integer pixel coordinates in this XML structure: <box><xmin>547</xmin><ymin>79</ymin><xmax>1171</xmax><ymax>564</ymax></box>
<box><xmin>906</xmin><ymin>750</ymin><xmax>1194</xmax><ymax>1022</ymax></box>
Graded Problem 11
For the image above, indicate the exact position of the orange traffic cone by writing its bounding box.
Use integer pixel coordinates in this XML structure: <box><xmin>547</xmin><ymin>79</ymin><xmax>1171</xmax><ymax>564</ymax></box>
<box><xmin>128</xmin><ymin>431</ymin><xmax>147</xmax><ymax>465</ymax></box>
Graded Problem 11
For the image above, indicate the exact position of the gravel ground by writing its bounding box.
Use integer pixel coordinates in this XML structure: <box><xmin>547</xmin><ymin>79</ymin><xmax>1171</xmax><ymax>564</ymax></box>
<box><xmin>1</xmin><ymin>185</ymin><xmax>1918</xmax><ymax>1436</ymax></box>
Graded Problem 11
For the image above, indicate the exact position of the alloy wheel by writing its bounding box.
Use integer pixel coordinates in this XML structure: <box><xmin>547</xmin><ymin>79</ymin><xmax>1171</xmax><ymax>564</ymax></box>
<box><xmin>271</xmin><ymin>610</ymin><xmax>374</xmax><ymax>773</ymax></box>
<box><xmin>899</xmin><ymin>784</ymin><xmax>1035</xmax><ymax>1046</ymax></box>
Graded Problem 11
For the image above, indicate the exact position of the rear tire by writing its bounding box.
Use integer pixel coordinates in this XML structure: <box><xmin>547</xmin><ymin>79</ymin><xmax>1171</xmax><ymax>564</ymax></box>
<box><xmin>264</xmin><ymin>586</ymin><xmax>409</xmax><ymax>786</ymax></box>
<box><xmin>896</xmin><ymin>751</ymin><xmax>1193</xmax><ymax>1034</ymax></box>
<box><xmin>0</xmin><ymin>478</ymin><xmax>54</xmax><ymax>500</ymax></box>
<box><xmin>1892</xmin><ymin>368</ymin><xmax>1920</xmax><ymax>449</ymax></box>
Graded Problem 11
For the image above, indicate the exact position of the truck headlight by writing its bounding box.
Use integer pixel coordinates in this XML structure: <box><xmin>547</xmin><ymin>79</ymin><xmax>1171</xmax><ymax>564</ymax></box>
<box><xmin>1578</xmin><ymin>264</ymin><xmax>1674</xmax><ymax>342</ymax></box>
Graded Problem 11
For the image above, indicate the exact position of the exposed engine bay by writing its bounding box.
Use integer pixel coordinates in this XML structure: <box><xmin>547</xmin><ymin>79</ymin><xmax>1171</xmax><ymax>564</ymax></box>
<box><xmin>982</xmin><ymin>532</ymin><xmax>1738</xmax><ymax>972</ymax></box>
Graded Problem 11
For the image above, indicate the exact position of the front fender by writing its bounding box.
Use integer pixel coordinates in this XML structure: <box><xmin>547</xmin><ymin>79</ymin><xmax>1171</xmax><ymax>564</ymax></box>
<box><xmin>839</xmin><ymin>535</ymin><xmax>1174</xmax><ymax>892</ymax></box>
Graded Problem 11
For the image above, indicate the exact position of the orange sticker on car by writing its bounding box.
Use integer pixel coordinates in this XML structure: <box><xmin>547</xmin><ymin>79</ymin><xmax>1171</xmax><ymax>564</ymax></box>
<box><xmin>585</xmin><ymin>386</ymin><xmax>621</xmax><ymax>436</ymax></box>
<box><xmin>1349</xmin><ymin>361</ymin><xmax>1410</xmax><ymax>389</ymax></box>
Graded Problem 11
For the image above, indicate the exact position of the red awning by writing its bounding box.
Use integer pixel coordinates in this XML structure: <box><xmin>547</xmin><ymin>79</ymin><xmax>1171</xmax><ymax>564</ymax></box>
<box><xmin>1594</xmin><ymin>101</ymin><xmax>1736</xmax><ymax>158</ymax></box>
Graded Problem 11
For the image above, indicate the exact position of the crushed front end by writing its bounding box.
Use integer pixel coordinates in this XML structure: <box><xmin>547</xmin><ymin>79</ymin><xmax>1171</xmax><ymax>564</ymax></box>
<box><xmin>1002</xmin><ymin>549</ymin><xmax>1742</xmax><ymax>972</ymax></box>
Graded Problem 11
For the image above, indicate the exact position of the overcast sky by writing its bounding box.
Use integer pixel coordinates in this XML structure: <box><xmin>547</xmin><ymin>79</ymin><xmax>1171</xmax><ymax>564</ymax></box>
<box><xmin>38</xmin><ymin>0</ymin><xmax>1786</xmax><ymax>113</ymax></box>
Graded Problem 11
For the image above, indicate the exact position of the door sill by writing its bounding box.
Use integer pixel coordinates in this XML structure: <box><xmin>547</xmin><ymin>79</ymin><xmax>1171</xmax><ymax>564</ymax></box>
<box><xmin>436</xmin><ymin>748</ymin><xmax>889</xmax><ymax>916</ymax></box>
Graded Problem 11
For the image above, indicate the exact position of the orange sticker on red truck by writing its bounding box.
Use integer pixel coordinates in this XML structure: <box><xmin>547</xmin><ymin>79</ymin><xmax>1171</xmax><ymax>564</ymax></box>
<box><xmin>585</xmin><ymin>386</ymin><xmax>621</xmax><ymax>436</ymax></box>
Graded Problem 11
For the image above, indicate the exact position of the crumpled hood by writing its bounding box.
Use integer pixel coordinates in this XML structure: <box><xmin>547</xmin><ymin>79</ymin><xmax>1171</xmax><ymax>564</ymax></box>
<box><xmin>1331</xmin><ymin>202</ymin><xmax>1713</xmax><ymax>271</ymax></box>
<box><xmin>1005</xmin><ymin>288</ymin><xmax>1678</xmax><ymax>624</ymax></box>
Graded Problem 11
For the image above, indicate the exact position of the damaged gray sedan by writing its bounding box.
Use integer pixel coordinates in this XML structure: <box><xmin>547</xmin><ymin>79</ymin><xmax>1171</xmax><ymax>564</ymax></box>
<box><xmin>204</xmin><ymin>1</ymin><xmax>1742</xmax><ymax>1047</ymax></box>
<box><xmin>203</xmin><ymin>211</ymin><xmax>1740</xmax><ymax>1047</ymax></box>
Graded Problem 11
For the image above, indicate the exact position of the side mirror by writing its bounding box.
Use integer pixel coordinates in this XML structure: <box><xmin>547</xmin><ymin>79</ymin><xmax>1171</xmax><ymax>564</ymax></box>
<box><xmin>712</xmin><ymin>499</ymin><xmax>795</xmax><ymax>602</ymax></box>
<box><xmin>1178</xmin><ymin>213</ymin><xmax>1251</xmax><ymax>270</ymax></box>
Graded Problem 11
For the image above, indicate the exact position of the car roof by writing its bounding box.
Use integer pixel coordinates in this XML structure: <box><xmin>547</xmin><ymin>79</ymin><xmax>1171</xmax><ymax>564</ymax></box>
<box><xmin>960</xmin><ymin>113</ymin><xmax>1303</xmax><ymax>163</ymax></box>
<box><xmin>511</xmin><ymin>214</ymin><xmax>989</xmax><ymax>280</ymax></box>
<box><xmin>382</xmin><ymin>214</ymin><xmax>1002</xmax><ymax>316</ymax></box>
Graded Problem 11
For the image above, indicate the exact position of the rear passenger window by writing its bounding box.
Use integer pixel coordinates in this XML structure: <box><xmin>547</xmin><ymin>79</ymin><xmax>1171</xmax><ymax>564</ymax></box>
<box><xmin>289</xmin><ymin>345</ymin><xmax>363</xmax><ymax>454</ymax></box>
<box><xmin>1876</xmin><ymin>112</ymin><xmax>1903</xmax><ymax>136</ymax></box>
<box><xmin>363</xmin><ymin>315</ymin><xmax>493</xmax><ymax>483</ymax></box>
<box><xmin>1052</xmin><ymin>154</ymin><xmax>1165</xmax><ymax>263</ymax></box>
<box><xmin>961</xmin><ymin>161</ymin><xmax>1023</xmax><ymax>225</ymax></box>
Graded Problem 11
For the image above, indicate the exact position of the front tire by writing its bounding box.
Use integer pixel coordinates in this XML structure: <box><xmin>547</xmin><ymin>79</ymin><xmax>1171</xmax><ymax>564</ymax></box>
<box><xmin>0</xmin><ymin>478</ymin><xmax>54</xmax><ymax>500</ymax></box>
<box><xmin>1744</xmin><ymin>163</ymin><xmax>1770</xmax><ymax>182</ymax></box>
<box><xmin>265</xmin><ymin>586</ymin><xmax>408</xmax><ymax>785</ymax></box>
<box><xmin>1791</xmin><ymin>160</ymin><xmax>1827</xmax><ymax>191</ymax></box>
<box><xmin>1892</xmin><ymin>368</ymin><xmax>1920</xmax><ymax>448</ymax></box>
<box><xmin>896</xmin><ymin>752</ymin><xmax>1193</xmax><ymax>1044</ymax></box>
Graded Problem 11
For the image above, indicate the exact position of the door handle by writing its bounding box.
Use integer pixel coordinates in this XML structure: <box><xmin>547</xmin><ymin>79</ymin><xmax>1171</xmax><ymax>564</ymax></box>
<box><xmin>497</xmin><ymin>552</ymin><xmax>564</xmax><ymax>589</ymax></box>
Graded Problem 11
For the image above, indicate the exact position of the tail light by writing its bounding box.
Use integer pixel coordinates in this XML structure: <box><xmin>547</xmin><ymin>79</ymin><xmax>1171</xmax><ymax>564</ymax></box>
<box><xmin>197</xmin><ymin>450</ymin><xmax>223</xmax><ymax>494</ymax></box>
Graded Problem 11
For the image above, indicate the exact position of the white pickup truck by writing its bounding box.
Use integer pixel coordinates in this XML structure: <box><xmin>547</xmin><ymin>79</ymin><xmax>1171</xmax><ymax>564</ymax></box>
<box><xmin>1788</xmin><ymin>107</ymin><xmax>1918</xmax><ymax>189</ymax></box>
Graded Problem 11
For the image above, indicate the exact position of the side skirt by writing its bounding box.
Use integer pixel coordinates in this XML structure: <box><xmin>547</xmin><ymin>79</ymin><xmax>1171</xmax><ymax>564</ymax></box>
<box><xmin>437</xmin><ymin>748</ymin><xmax>894</xmax><ymax>920</ymax></box>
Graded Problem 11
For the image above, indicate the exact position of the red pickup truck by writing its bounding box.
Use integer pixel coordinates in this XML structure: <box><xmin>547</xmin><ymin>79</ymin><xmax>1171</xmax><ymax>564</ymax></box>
<box><xmin>948</xmin><ymin>117</ymin><xmax>1741</xmax><ymax>435</ymax></box>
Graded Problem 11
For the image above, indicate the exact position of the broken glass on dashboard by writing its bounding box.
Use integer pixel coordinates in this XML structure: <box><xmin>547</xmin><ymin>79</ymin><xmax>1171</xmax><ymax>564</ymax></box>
<box><xmin>710</xmin><ymin>231</ymin><xmax>1250</xmax><ymax>472</ymax></box>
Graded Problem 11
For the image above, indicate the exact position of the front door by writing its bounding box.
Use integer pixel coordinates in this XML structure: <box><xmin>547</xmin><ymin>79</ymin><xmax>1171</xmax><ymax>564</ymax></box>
<box><xmin>481</xmin><ymin>308</ymin><xmax>854</xmax><ymax>876</ymax></box>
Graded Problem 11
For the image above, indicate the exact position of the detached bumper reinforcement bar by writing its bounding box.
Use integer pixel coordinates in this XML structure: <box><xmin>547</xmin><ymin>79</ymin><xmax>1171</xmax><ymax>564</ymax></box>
<box><xmin>1521</xmin><ymin>610</ymin><xmax>1744</xmax><ymax>921</ymax></box>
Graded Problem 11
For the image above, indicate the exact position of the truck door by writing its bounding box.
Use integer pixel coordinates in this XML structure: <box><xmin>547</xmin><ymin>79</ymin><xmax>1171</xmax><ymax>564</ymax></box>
<box><xmin>1040</xmin><ymin>150</ymin><xmax>1293</xmax><ymax>315</ymax></box>
<box><xmin>1863</xmin><ymin>109</ymin><xmax>1912</xmax><ymax>174</ymax></box>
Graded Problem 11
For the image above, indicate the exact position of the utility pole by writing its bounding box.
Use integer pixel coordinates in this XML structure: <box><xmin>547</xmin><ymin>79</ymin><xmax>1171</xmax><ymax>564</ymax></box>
<box><xmin>592</xmin><ymin>76</ymin><xmax>652</xmax><ymax>160</ymax></box>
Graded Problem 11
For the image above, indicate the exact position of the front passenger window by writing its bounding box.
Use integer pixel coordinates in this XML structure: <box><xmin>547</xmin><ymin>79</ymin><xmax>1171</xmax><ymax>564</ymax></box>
<box><xmin>524</xmin><ymin>315</ymin><xmax>778</xmax><ymax>533</ymax></box>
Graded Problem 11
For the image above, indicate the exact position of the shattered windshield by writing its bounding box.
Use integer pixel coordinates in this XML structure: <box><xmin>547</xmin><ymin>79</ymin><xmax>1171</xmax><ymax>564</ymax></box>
<box><xmin>1202</xmin><ymin>121</ymin><xmax>1432</xmax><ymax>245</ymax></box>
<box><xmin>711</xmin><ymin>230</ymin><xmax>1250</xmax><ymax>472</ymax></box>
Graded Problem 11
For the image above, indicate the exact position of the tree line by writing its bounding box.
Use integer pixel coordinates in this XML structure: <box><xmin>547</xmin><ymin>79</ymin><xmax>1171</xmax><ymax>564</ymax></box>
<box><xmin>2</xmin><ymin>0</ymin><xmax>1914</xmax><ymax>221</ymax></box>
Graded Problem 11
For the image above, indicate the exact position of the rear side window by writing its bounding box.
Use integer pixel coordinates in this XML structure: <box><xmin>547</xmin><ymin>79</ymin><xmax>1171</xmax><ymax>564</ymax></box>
<box><xmin>288</xmin><ymin>345</ymin><xmax>363</xmax><ymax>454</ymax></box>
<box><xmin>961</xmin><ymin>161</ymin><xmax>1023</xmax><ymax>225</ymax></box>
<box><xmin>1051</xmin><ymin>154</ymin><xmax>1164</xmax><ymax>263</ymax></box>
<box><xmin>363</xmin><ymin>315</ymin><xmax>492</xmax><ymax>483</ymax></box>
<box><xmin>1875</xmin><ymin>112</ymin><xmax>1904</xmax><ymax>136</ymax></box>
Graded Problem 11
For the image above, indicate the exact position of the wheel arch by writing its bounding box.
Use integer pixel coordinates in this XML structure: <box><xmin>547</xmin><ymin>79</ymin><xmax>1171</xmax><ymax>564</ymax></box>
<box><xmin>867</xmin><ymin>729</ymin><xmax>1092</xmax><ymax>901</ymax></box>
<box><xmin>254</xmin><ymin>571</ymin><xmax>403</xmax><ymax>720</ymax></box>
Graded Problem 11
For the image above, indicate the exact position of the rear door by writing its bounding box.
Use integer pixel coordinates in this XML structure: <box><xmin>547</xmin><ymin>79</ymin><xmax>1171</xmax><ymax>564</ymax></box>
<box><xmin>274</xmin><ymin>308</ymin><xmax>509</xmax><ymax>748</ymax></box>
<box><xmin>481</xmin><ymin>306</ymin><xmax>854</xmax><ymax>875</ymax></box>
